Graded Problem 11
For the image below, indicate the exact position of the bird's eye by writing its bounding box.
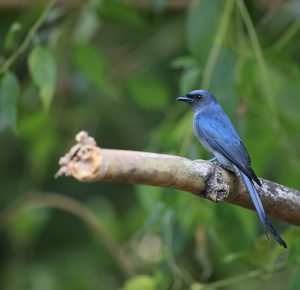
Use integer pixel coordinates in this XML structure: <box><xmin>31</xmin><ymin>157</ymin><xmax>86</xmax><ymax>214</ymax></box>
<box><xmin>197</xmin><ymin>94</ymin><xmax>202</xmax><ymax>100</ymax></box>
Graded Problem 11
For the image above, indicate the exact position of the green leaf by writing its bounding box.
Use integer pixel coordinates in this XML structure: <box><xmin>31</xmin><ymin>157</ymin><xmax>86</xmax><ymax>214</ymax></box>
<box><xmin>72</xmin><ymin>4</ymin><xmax>100</xmax><ymax>43</ymax></box>
<box><xmin>5</xmin><ymin>22</ymin><xmax>22</xmax><ymax>50</ymax></box>
<box><xmin>170</xmin><ymin>55</ymin><xmax>198</xmax><ymax>69</ymax></box>
<box><xmin>179</xmin><ymin>66</ymin><xmax>201</xmax><ymax>95</ymax></box>
<box><xmin>127</xmin><ymin>76</ymin><xmax>169</xmax><ymax>110</ymax></box>
<box><xmin>122</xmin><ymin>275</ymin><xmax>156</xmax><ymax>290</ymax></box>
<box><xmin>186</xmin><ymin>0</ymin><xmax>221</xmax><ymax>64</ymax></box>
<box><xmin>73</xmin><ymin>43</ymin><xmax>117</xmax><ymax>97</ymax></box>
<box><xmin>99</xmin><ymin>0</ymin><xmax>145</xmax><ymax>28</ymax></box>
<box><xmin>28</xmin><ymin>46</ymin><xmax>56</xmax><ymax>109</ymax></box>
<box><xmin>0</xmin><ymin>72</ymin><xmax>20</xmax><ymax>133</ymax></box>
<box><xmin>19</xmin><ymin>110</ymin><xmax>57</xmax><ymax>179</ymax></box>
<box><xmin>209</xmin><ymin>49</ymin><xmax>237</xmax><ymax>115</ymax></box>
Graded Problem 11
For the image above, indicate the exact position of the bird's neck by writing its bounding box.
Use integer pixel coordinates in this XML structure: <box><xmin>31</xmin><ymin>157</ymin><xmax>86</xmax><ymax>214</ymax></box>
<box><xmin>193</xmin><ymin>103</ymin><xmax>218</xmax><ymax>115</ymax></box>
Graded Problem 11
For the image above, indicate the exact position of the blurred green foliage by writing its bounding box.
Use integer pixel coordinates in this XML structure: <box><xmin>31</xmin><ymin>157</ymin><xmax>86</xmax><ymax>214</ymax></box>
<box><xmin>0</xmin><ymin>0</ymin><xmax>300</xmax><ymax>289</ymax></box>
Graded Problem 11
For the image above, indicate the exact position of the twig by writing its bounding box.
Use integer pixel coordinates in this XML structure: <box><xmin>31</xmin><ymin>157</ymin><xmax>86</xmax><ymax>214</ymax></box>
<box><xmin>201</xmin><ymin>0</ymin><xmax>234</xmax><ymax>89</ymax></box>
<box><xmin>236</xmin><ymin>0</ymin><xmax>278</xmax><ymax>127</ymax></box>
<box><xmin>273</xmin><ymin>21</ymin><xmax>300</xmax><ymax>52</ymax></box>
<box><xmin>0</xmin><ymin>0</ymin><xmax>57</xmax><ymax>74</ymax></box>
<box><xmin>236</xmin><ymin>0</ymin><xmax>300</xmax><ymax>168</ymax></box>
<box><xmin>0</xmin><ymin>192</ymin><xmax>134</xmax><ymax>278</ymax></box>
<box><xmin>195</xmin><ymin>259</ymin><xmax>293</xmax><ymax>290</ymax></box>
<box><xmin>55</xmin><ymin>131</ymin><xmax>300</xmax><ymax>227</ymax></box>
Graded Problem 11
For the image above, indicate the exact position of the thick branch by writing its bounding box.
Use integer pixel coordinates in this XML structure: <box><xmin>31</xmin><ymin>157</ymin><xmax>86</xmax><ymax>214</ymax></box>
<box><xmin>56</xmin><ymin>131</ymin><xmax>300</xmax><ymax>226</ymax></box>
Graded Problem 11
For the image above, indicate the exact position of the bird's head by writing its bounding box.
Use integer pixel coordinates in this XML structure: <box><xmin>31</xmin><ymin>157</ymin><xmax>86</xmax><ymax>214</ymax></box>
<box><xmin>176</xmin><ymin>90</ymin><xmax>217</xmax><ymax>110</ymax></box>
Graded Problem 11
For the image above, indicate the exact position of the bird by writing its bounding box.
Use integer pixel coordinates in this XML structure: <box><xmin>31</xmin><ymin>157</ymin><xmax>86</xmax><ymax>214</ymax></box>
<box><xmin>177</xmin><ymin>89</ymin><xmax>287</xmax><ymax>248</ymax></box>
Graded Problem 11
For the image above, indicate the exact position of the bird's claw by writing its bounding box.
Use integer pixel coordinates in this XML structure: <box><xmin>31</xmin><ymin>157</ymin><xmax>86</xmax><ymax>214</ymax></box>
<box><xmin>208</xmin><ymin>157</ymin><xmax>219</xmax><ymax>165</ymax></box>
<box><xmin>208</xmin><ymin>158</ymin><xmax>235</xmax><ymax>172</ymax></box>
<box><xmin>219</xmin><ymin>163</ymin><xmax>235</xmax><ymax>173</ymax></box>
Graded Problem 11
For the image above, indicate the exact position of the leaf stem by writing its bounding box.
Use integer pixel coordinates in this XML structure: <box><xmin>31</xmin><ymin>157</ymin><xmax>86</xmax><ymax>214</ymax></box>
<box><xmin>201</xmin><ymin>0</ymin><xmax>234</xmax><ymax>89</ymax></box>
<box><xmin>195</xmin><ymin>260</ymin><xmax>292</xmax><ymax>290</ymax></box>
<box><xmin>0</xmin><ymin>0</ymin><xmax>57</xmax><ymax>75</ymax></box>
<box><xmin>273</xmin><ymin>21</ymin><xmax>300</xmax><ymax>52</ymax></box>
<box><xmin>236</xmin><ymin>0</ymin><xmax>278</xmax><ymax>127</ymax></box>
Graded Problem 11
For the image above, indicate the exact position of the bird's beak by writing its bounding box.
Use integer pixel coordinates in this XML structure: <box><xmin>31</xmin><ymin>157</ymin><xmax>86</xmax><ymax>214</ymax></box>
<box><xmin>176</xmin><ymin>96</ymin><xmax>193</xmax><ymax>103</ymax></box>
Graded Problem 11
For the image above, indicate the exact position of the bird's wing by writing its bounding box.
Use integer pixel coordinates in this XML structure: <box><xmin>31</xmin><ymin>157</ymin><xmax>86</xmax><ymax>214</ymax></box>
<box><xmin>195</xmin><ymin>113</ymin><xmax>261</xmax><ymax>186</ymax></box>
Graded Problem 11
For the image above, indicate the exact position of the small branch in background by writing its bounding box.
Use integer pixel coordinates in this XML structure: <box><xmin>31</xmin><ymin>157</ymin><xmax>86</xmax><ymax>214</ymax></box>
<box><xmin>201</xmin><ymin>0</ymin><xmax>234</xmax><ymax>89</ymax></box>
<box><xmin>0</xmin><ymin>0</ymin><xmax>57</xmax><ymax>74</ymax></box>
<box><xmin>56</xmin><ymin>131</ymin><xmax>300</xmax><ymax>227</ymax></box>
<box><xmin>0</xmin><ymin>193</ymin><xmax>134</xmax><ymax>278</ymax></box>
<box><xmin>194</xmin><ymin>259</ymin><xmax>295</xmax><ymax>290</ymax></box>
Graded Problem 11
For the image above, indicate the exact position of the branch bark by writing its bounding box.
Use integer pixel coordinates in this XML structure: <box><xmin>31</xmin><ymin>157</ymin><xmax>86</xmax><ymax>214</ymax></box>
<box><xmin>56</xmin><ymin>131</ymin><xmax>300</xmax><ymax>227</ymax></box>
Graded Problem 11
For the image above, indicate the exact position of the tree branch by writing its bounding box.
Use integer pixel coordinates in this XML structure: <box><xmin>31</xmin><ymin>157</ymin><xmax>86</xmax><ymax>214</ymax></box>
<box><xmin>56</xmin><ymin>131</ymin><xmax>300</xmax><ymax>226</ymax></box>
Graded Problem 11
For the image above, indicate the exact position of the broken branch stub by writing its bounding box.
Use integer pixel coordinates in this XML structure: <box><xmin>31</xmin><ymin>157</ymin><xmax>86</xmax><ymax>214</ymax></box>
<box><xmin>56</xmin><ymin>131</ymin><xmax>300</xmax><ymax>226</ymax></box>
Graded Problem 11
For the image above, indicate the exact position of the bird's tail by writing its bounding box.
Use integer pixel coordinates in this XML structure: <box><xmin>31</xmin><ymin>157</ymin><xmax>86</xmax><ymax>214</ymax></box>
<box><xmin>235</xmin><ymin>168</ymin><xmax>287</xmax><ymax>248</ymax></box>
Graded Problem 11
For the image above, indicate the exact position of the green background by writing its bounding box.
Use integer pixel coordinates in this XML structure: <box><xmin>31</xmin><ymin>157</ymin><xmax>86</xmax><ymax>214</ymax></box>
<box><xmin>0</xmin><ymin>0</ymin><xmax>300</xmax><ymax>289</ymax></box>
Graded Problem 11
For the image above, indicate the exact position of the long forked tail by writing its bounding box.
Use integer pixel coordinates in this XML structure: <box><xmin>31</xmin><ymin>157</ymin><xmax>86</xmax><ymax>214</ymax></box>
<box><xmin>235</xmin><ymin>167</ymin><xmax>287</xmax><ymax>248</ymax></box>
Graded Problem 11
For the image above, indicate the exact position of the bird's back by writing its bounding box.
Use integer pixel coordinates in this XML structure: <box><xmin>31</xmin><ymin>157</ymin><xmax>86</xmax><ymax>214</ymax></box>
<box><xmin>193</xmin><ymin>103</ymin><xmax>260</xmax><ymax>185</ymax></box>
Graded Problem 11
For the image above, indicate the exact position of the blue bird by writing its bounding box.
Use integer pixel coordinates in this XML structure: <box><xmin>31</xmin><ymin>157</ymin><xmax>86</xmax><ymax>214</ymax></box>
<box><xmin>177</xmin><ymin>89</ymin><xmax>287</xmax><ymax>248</ymax></box>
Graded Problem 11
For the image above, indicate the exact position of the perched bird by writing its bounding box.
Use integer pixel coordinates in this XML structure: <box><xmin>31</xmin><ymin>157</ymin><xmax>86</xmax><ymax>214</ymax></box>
<box><xmin>177</xmin><ymin>90</ymin><xmax>287</xmax><ymax>248</ymax></box>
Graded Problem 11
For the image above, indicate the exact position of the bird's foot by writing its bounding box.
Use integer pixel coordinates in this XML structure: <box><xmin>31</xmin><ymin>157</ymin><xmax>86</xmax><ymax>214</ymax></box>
<box><xmin>194</xmin><ymin>157</ymin><xmax>220</xmax><ymax>165</ymax></box>
<box><xmin>208</xmin><ymin>157</ymin><xmax>219</xmax><ymax>165</ymax></box>
<box><xmin>219</xmin><ymin>163</ymin><xmax>235</xmax><ymax>173</ymax></box>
